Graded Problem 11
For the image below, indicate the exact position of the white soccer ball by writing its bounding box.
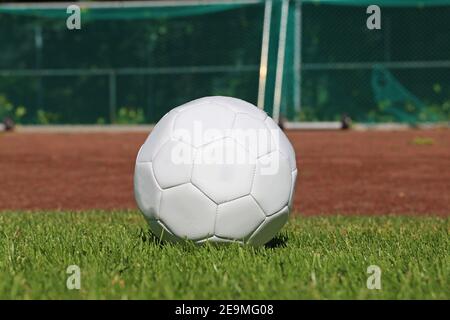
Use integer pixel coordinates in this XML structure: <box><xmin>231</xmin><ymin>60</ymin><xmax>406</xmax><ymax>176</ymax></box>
<box><xmin>134</xmin><ymin>96</ymin><xmax>297</xmax><ymax>246</ymax></box>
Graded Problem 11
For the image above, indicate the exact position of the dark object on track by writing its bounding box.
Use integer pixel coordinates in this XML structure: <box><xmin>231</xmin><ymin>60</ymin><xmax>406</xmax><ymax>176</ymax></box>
<box><xmin>2</xmin><ymin>117</ymin><xmax>15</xmax><ymax>131</ymax></box>
<box><xmin>341</xmin><ymin>114</ymin><xmax>352</xmax><ymax>130</ymax></box>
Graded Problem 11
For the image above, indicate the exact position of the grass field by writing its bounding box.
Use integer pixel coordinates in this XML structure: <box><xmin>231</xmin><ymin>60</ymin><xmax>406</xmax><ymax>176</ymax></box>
<box><xmin>0</xmin><ymin>211</ymin><xmax>448</xmax><ymax>299</ymax></box>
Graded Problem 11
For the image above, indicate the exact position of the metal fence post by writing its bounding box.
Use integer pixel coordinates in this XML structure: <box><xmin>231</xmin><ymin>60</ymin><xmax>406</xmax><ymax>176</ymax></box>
<box><xmin>109</xmin><ymin>70</ymin><xmax>117</xmax><ymax>124</ymax></box>
<box><xmin>257</xmin><ymin>0</ymin><xmax>273</xmax><ymax>110</ymax></box>
<box><xmin>272</xmin><ymin>0</ymin><xmax>290</xmax><ymax>124</ymax></box>
<box><xmin>293</xmin><ymin>0</ymin><xmax>302</xmax><ymax>114</ymax></box>
<box><xmin>34</xmin><ymin>24</ymin><xmax>44</xmax><ymax>112</ymax></box>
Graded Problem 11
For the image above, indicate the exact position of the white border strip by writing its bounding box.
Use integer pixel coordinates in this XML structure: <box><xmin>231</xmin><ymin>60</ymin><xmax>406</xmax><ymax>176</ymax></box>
<box><xmin>285</xmin><ymin>121</ymin><xmax>450</xmax><ymax>131</ymax></box>
<box><xmin>284</xmin><ymin>121</ymin><xmax>342</xmax><ymax>130</ymax></box>
<box><xmin>10</xmin><ymin>122</ymin><xmax>450</xmax><ymax>133</ymax></box>
<box><xmin>16</xmin><ymin>125</ymin><xmax>155</xmax><ymax>133</ymax></box>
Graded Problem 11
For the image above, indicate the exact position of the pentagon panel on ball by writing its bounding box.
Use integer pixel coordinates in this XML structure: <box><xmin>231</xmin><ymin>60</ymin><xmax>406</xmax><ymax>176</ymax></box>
<box><xmin>191</xmin><ymin>137</ymin><xmax>255</xmax><ymax>204</ymax></box>
<box><xmin>134</xmin><ymin>96</ymin><xmax>297</xmax><ymax>246</ymax></box>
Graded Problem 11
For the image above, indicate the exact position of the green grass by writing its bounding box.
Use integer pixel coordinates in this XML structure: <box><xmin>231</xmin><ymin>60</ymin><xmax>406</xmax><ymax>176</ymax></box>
<box><xmin>412</xmin><ymin>136</ymin><xmax>435</xmax><ymax>145</ymax></box>
<box><xmin>0</xmin><ymin>211</ymin><xmax>448</xmax><ymax>299</ymax></box>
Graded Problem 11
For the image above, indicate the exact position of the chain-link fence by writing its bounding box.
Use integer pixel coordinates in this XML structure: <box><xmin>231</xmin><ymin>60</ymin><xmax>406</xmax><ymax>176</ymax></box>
<box><xmin>0</xmin><ymin>0</ymin><xmax>449</xmax><ymax>125</ymax></box>
<box><xmin>0</xmin><ymin>2</ymin><xmax>264</xmax><ymax>124</ymax></box>
<box><xmin>295</xmin><ymin>3</ymin><xmax>450</xmax><ymax>124</ymax></box>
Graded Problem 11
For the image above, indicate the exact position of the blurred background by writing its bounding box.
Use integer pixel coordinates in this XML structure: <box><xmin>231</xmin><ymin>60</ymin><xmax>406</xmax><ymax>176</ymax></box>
<box><xmin>0</xmin><ymin>0</ymin><xmax>449</xmax><ymax>126</ymax></box>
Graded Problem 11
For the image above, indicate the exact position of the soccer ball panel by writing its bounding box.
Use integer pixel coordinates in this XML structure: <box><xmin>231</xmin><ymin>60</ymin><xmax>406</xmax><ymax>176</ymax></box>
<box><xmin>288</xmin><ymin>169</ymin><xmax>298</xmax><ymax>209</ymax></box>
<box><xmin>232</xmin><ymin>113</ymin><xmax>275</xmax><ymax>158</ymax></box>
<box><xmin>264</xmin><ymin>117</ymin><xmax>296</xmax><ymax>171</ymax></box>
<box><xmin>247</xmin><ymin>206</ymin><xmax>289</xmax><ymax>246</ymax></box>
<box><xmin>134</xmin><ymin>162</ymin><xmax>161</xmax><ymax>220</ymax></box>
<box><xmin>173</xmin><ymin>102</ymin><xmax>235</xmax><ymax>148</ymax></box>
<box><xmin>215</xmin><ymin>195</ymin><xmax>265</xmax><ymax>240</ymax></box>
<box><xmin>197</xmin><ymin>235</ymin><xmax>243</xmax><ymax>245</ymax></box>
<box><xmin>147</xmin><ymin>219</ymin><xmax>163</xmax><ymax>237</ymax></box>
<box><xmin>159</xmin><ymin>183</ymin><xmax>216</xmax><ymax>240</ymax></box>
<box><xmin>147</xmin><ymin>219</ymin><xmax>181</xmax><ymax>243</ymax></box>
<box><xmin>152</xmin><ymin>139</ymin><xmax>195</xmax><ymax>189</ymax></box>
<box><xmin>191</xmin><ymin>138</ymin><xmax>255</xmax><ymax>204</ymax></box>
<box><xmin>251</xmin><ymin>152</ymin><xmax>292</xmax><ymax>216</ymax></box>
<box><xmin>279</xmin><ymin>133</ymin><xmax>297</xmax><ymax>172</ymax></box>
<box><xmin>137</xmin><ymin>110</ymin><xmax>178</xmax><ymax>162</ymax></box>
<box><xmin>206</xmin><ymin>96</ymin><xmax>267</xmax><ymax>121</ymax></box>
<box><xmin>173</xmin><ymin>98</ymin><xmax>209</xmax><ymax>113</ymax></box>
